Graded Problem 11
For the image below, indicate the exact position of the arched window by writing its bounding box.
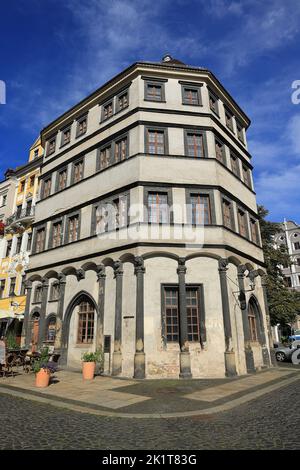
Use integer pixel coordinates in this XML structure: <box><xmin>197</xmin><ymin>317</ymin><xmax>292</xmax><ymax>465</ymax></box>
<box><xmin>77</xmin><ymin>300</ymin><xmax>95</xmax><ymax>344</ymax></box>
<box><xmin>46</xmin><ymin>316</ymin><xmax>56</xmax><ymax>343</ymax></box>
<box><xmin>248</xmin><ymin>301</ymin><xmax>258</xmax><ymax>342</ymax></box>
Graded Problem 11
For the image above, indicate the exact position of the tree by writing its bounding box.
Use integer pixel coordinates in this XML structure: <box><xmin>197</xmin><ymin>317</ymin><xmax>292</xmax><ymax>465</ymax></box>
<box><xmin>258</xmin><ymin>205</ymin><xmax>300</xmax><ymax>326</ymax></box>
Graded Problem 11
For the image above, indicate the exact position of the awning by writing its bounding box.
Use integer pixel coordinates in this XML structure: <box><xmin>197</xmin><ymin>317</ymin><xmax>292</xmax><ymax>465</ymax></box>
<box><xmin>0</xmin><ymin>309</ymin><xmax>24</xmax><ymax>320</ymax></box>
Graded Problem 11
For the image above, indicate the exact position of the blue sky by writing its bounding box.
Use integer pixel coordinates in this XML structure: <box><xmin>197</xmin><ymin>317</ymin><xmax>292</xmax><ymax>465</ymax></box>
<box><xmin>0</xmin><ymin>0</ymin><xmax>300</xmax><ymax>222</ymax></box>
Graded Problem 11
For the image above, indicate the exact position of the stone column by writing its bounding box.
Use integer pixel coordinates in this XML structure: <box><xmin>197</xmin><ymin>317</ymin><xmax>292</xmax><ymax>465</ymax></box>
<box><xmin>218</xmin><ymin>258</ymin><xmax>237</xmax><ymax>376</ymax></box>
<box><xmin>96</xmin><ymin>264</ymin><xmax>106</xmax><ymax>352</ymax></box>
<box><xmin>238</xmin><ymin>265</ymin><xmax>255</xmax><ymax>373</ymax></box>
<box><xmin>22</xmin><ymin>280</ymin><xmax>32</xmax><ymax>348</ymax></box>
<box><xmin>261</xmin><ymin>273</ymin><xmax>276</xmax><ymax>366</ymax></box>
<box><xmin>112</xmin><ymin>260</ymin><xmax>123</xmax><ymax>376</ymax></box>
<box><xmin>55</xmin><ymin>273</ymin><xmax>66</xmax><ymax>358</ymax></box>
<box><xmin>133</xmin><ymin>256</ymin><xmax>146</xmax><ymax>379</ymax></box>
<box><xmin>38</xmin><ymin>278</ymin><xmax>49</xmax><ymax>348</ymax></box>
<box><xmin>177</xmin><ymin>258</ymin><xmax>192</xmax><ymax>379</ymax></box>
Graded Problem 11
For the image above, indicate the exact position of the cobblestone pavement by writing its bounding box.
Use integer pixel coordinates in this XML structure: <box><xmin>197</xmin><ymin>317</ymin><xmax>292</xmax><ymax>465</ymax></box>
<box><xmin>0</xmin><ymin>379</ymin><xmax>299</xmax><ymax>450</ymax></box>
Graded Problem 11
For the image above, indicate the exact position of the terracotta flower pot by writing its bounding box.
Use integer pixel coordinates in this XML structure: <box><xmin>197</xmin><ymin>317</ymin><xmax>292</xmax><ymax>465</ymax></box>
<box><xmin>82</xmin><ymin>361</ymin><xmax>95</xmax><ymax>380</ymax></box>
<box><xmin>35</xmin><ymin>368</ymin><xmax>50</xmax><ymax>388</ymax></box>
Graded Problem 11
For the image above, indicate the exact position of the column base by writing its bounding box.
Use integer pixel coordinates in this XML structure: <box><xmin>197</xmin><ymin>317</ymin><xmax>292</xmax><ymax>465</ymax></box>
<box><xmin>262</xmin><ymin>346</ymin><xmax>271</xmax><ymax>367</ymax></box>
<box><xmin>134</xmin><ymin>352</ymin><xmax>146</xmax><ymax>379</ymax></box>
<box><xmin>112</xmin><ymin>351</ymin><xmax>122</xmax><ymax>376</ymax></box>
<box><xmin>179</xmin><ymin>351</ymin><xmax>192</xmax><ymax>379</ymax></box>
<box><xmin>269</xmin><ymin>347</ymin><xmax>277</xmax><ymax>367</ymax></box>
<box><xmin>224</xmin><ymin>351</ymin><xmax>237</xmax><ymax>377</ymax></box>
<box><xmin>245</xmin><ymin>345</ymin><xmax>255</xmax><ymax>373</ymax></box>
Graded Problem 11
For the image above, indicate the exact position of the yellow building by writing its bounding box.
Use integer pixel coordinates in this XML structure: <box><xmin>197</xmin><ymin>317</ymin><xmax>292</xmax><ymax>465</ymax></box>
<box><xmin>0</xmin><ymin>137</ymin><xmax>42</xmax><ymax>345</ymax></box>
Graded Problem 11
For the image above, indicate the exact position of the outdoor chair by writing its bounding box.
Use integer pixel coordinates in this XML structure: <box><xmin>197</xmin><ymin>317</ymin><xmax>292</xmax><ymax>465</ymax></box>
<box><xmin>0</xmin><ymin>353</ymin><xmax>16</xmax><ymax>378</ymax></box>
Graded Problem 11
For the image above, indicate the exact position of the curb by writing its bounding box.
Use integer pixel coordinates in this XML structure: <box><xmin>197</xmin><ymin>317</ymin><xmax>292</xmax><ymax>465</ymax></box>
<box><xmin>0</xmin><ymin>374</ymin><xmax>299</xmax><ymax>419</ymax></box>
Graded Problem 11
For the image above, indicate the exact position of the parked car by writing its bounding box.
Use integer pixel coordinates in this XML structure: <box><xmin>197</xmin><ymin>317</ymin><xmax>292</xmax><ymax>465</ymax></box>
<box><xmin>274</xmin><ymin>341</ymin><xmax>300</xmax><ymax>362</ymax></box>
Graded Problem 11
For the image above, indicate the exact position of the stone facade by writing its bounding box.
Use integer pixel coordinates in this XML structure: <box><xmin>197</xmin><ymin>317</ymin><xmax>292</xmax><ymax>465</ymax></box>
<box><xmin>23</xmin><ymin>56</ymin><xmax>272</xmax><ymax>378</ymax></box>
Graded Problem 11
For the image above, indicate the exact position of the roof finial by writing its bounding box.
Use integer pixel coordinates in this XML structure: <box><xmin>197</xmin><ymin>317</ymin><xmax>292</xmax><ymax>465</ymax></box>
<box><xmin>162</xmin><ymin>53</ymin><xmax>173</xmax><ymax>63</ymax></box>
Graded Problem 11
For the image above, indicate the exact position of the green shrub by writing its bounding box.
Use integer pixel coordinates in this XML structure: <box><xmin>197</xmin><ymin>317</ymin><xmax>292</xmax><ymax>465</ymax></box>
<box><xmin>81</xmin><ymin>350</ymin><xmax>104</xmax><ymax>365</ymax></box>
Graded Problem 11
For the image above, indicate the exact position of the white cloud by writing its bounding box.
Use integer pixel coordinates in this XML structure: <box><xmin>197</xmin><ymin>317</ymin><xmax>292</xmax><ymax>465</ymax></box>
<box><xmin>255</xmin><ymin>164</ymin><xmax>300</xmax><ymax>221</ymax></box>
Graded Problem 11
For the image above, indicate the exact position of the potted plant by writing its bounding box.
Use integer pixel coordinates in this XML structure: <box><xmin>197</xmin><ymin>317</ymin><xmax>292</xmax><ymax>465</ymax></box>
<box><xmin>81</xmin><ymin>350</ymin><xmax>103</xmax><ymax>380</ymax></box>
<box><xmin>33</xmin><ymin>348</ymin><xmax>57</xmax><ymax>388</ymax></box>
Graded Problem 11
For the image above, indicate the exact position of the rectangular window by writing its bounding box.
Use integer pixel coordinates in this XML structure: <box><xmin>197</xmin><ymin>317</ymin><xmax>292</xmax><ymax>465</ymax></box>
<box><xmin>16</xmin><ymin>205</ymin><xmax>22</xmax><ymax>218</ymax></box>
<box><xmin>164</xmin><ymin>287</ymin><xmax>179</xmax><ymax>342</ymax></box>
<box><xmin>26</xmin><ymin>200</ymin><xmax>32</xmax><ymax>217</ymax></box>
<box><xmin>27</xmin><ymin>232</ymin><xmax>32</xmax><ymax>252</ymax></box>
<box><xmin>215</xmin><ymin>138</ymin><xmax>225</xmax><ymax>164</ymax></box>
<box><xmin>57</xmin><ymin>168</ymin><xmax>67</xmax><ymax>191</ymax></box>
<box><xmin>73</xmin><ymin>160</ymin><xmax>84</xmax><ymax>184</ymax></box>
<box><xmin>9</xmin><ymin>278</ymin><xmax>16</xmax><ymax>297</ymax></box>
<box><xmin>145</xmin><ymin>82</ymin><xmax>164</xmax><ymax>102</ymax></box>
<box><xmin>237</xmin><ymin>121</ymin><xmax>244</xmax><ymax>143</ymax></box>
<box><xmin>34</xmin><ymin>285</ymin><xmax>43</xmax><ymax>303</ymax></box>
<box><xmin>117</xmin><ymin>91</ymin><xmax>129</xmax><ymax>111</ymax></box>
<box><xmin>242</xmin><ymin>165</ymin><xmax>251</xmax><ymax>188</ymax></box>
<box><xmin>99</xmin><ymin>145</ymin><xmax>111</xmax><ymax>170</ymax></box>
<box><xmin>6</xmin><ymin>240</ymin><xmax>12</xmax><ymax>258</ymax></box>
<box><xmin>250</xmin><ymin>219</ymin><xmax>259</xmax><ymax>244</ymax></box>
<box><xmin>225</xmin><ymin>109</ymin><xmax>234</xmax><ymax>131</ymax></box>
<box><xmin>52</xmin><ymin>221</ymin><xmax>63</xmax><ymax>248</ymax></box>
<box><xmin>61</xmin><ymin>127</ymin><xmax>71</xmax><ymax>146</ymax></box>
<box><xmin>238</xmin><ymin>209</ymin><xmax>248</xmax><ymax>238</ymax></box>
<box><xmin>47</xmin><ymin>137</ymin><xmax>56</xmax><ymax>156</ymax></box>
<box><xmin>35</xmin><ymin>228</ymin><xmax>46</xmax><ymax>253</ymax></box>
<box><xmin>209</xmin><ymin>91</ymin><xmax>219</xmax><ymax>115</ymax></box>
<box><xmin>230</xmin><ymin>153</ymin><xmax>240</xmax><ymax>177</ymax></box>
<box><xmin>163</xmin><ymin>286</ymin><xmax>202</xmax><ymax>343</ymax></box>
<box><xmin>67</xmin><ymin>215</ymin><xmax>79</xmax><ymax>243</ymax></box>
<box><xmin>297</xmin><ymin>258</ymin><xmax>300</xmax><ymax>266</ymax></box>
<box><xmin>146</xmin><ymin>129</ymin><xmax>166</xmax><ymax>155</ymax></box>
<box><xmin>223</xmin><ymin>199</ymin><xmax>234</xmax><ymax>230</ymax></box>
<box><xmin>76</xmin><ymin>116</ymin><xmax>87</xmax><ymax>137</ymax></box>
<box><xmin>112</xmin><ymin>195</ymin><xmax>128</xmax><ymax>229</ymax></box>
<box><xmin>186</xmin><ymin>132</ymin><xmax>205</xmax><ymax>158</ymax></box>
<box><xmin>182</xmin><ymin>87</ymin><xmax>201</xmax><ymax>105</ymax></box>
<box><xmin>34</xmin><ymin>149</ymin><xmax>39</xmax><ymax>158</ymax></box>
<box><xmin>77</xmin><ymin>302</ymin><xmax>94</xmax><ymax>344</ymax></box>
<box><xmin>102</xmin><ymin>101</ymin><xmax>113</xmax><ymax>121</ymax></box>
<box><xmin>16</xmin><ymin>236</ymin><xmax>22</xmax><ymax>254</ymax></box>
<box><xmin>114</xmin><ymin>136</ymin><xmax>128</xmax><ymax>162</ymax></box>
<box><xmin>19</xmin><ymin>180</ymin><xmax>25</xmax><ymax>193</ymax></box>
<box><xmin>148</xmin><ymin>192</ymin><xmax>169</xmax><ymax>224</ymax></box>
<box><xmin>43</xmin><ymin>178</ymin><xmax>52</xmax><ymax>198</ymax></box>
<box><xmin>248</xmin><ymin>305</ymin><xmax>258</xmax><ymax>341</ymax></box>
<box><xmin>186</xmin><ymin>288</ymin><xmax>201</xmax><ymax>342</ymax></box>
<box><xmin>294</xmin><ymin>242</ymin><xmax>300</xmax><ymax>250</ymax></box>
<box><xmin>29</xmin><ymin>175</ymin><xmax>35</xmax><ymax>188</ymax></box>
<box><xmin>0</xmin><ymin>280</ymin><xmax>5</xmax><ymax>299</ymax></box>
<box><xmin>2</xmin><ymin>194</ymin><xmax>7</xmax><ymax>206</ymax></box>
<box><xmin>190</xmin><ymin>194</ymin><xmax>211</xmax><ymax>225</ymax></box>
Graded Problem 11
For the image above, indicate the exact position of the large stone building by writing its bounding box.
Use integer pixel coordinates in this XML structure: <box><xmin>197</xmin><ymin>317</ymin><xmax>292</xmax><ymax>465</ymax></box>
<box><xmin>274</xmin><ymin>220</ymin><xmax>300</xmax><ymax>334</ymax></box>
<box><xmin>23</xmin><ymin>56</ymin><xmax>273</xmax><ymax>378</ymax></box>
<box><xmin>0</xmin><ymin>138</ymin><xmax>42</xmax><ymax>342</ymax></box>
